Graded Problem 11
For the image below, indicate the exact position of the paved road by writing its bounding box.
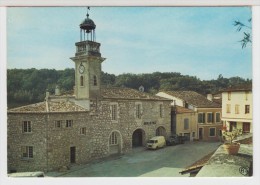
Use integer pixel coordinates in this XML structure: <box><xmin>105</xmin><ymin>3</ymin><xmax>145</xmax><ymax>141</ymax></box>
<box><xmin>46</xmin><ymin>141</ymin><xmax>221</xmax><ymax>177</ymax></box>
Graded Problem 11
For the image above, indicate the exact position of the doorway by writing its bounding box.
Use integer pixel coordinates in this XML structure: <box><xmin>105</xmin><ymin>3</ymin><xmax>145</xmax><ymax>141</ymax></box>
<box><xmin>70</xmin><ymin>146</ymin><xmax>76</xmax><ymax>163</ymax></box>
<box><xmin>199</xmin><ymin>128</ymin><xmax>203</xmax><ymax>140</ymax></box>
<box><xmin>132</xmin><ymin>129</ymin><xmax>145</xmax><ymax>147</ymax></box>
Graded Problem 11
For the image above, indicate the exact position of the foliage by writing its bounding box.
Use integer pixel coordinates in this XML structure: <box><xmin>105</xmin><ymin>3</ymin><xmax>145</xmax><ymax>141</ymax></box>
<box><xmin>222</xmin><ymin>128</ymin><xmax>243</xmax><ymax>144</ymax></box>
<box><xmin>7</xmin><ymin>68</ymin><xmax>252</xmax><ymax>108</ymax></box>
<box><xmin>233</xmin><ymin>18</ymin><xmax>252</xmax><ymax>49</ymax></box>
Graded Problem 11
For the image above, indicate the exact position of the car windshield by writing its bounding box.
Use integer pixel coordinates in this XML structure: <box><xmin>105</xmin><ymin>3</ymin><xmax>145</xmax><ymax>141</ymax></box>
<box><xmin>148</xmin><ymin>140</ymin><xmax>156</xmax><ymax>143</ymax></box>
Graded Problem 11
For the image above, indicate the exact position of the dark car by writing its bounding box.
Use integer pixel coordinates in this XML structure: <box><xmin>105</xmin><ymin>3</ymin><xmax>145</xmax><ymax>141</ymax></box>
<box><xmin>166</xmin><ymin>134</ymin><xmax>186</xmax><ymax>146</ymax></box>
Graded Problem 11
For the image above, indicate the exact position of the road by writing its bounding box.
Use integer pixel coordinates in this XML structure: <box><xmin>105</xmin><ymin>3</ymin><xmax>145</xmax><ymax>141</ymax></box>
<box><xmin>46</xmin><ymin>141</ymin><xmax>221</xmax><ymax>177</ymax></box>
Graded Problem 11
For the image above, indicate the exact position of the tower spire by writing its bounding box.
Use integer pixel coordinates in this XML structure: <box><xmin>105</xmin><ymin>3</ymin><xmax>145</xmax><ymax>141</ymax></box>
<box><xmin>80</xmin><ymin>7</ymin><xmax>96</xmax><ymax>41</ymax></box>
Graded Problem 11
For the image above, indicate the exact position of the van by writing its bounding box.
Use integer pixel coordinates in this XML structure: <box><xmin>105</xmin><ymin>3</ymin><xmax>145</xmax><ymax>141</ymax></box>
<box><xmin>146</xmin><ymin>136</ymin><xmax>166</xmax><ymax>150</ymax></box>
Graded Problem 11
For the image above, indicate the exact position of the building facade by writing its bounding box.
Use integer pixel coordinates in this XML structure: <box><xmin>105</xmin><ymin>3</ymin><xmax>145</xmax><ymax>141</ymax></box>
<box><xmin>157</xmin><ymin>91</ymin><xmax>222</xmax><ymax>141</ymax></box>
<box><xmin>7</xmin><ymin>13</ymin><xmax>171</xmax><ymax>172</ymax></box>
<box><xmin>221</xmin><ymin>85</ymin><xmax>252</xmax><ymax>133</ymax></box>
<box><xmin>171</xmin><ymin>106</ymin><xmax>197</xmax><ymax>141</ymax></box>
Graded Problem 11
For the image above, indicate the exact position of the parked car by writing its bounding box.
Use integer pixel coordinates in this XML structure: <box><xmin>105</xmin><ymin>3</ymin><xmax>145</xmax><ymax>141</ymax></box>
<box><xmin>146</xmin><ymin>136</ymin><xmax>166</xmax><ymax>150</ymax></box>
<box><xmin>166</xmin><ymin>134</ymin><xmax>186</xmax><ymax>146</ymax></box>
<box><xmin>8</xmin><ymin>171</ymin><xmax>45</xmax><ymax>177</ymax></box>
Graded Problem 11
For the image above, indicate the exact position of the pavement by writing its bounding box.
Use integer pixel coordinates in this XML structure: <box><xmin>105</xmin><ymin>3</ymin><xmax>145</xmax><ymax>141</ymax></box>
<box><xmin>46</xmin><ymin>141</ymin><xmax>221</xmax><ymax>177</ymax></box>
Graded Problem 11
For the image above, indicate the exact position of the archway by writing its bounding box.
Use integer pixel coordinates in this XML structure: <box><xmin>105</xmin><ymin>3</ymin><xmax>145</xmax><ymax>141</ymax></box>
<box><xmin>108</xmin><ymin>130</ymin><xmax>122</xmax><ymax>155</ymax></box>
<box><xmin>132</xmin><ymin>129</ymin><xmax>145</xmax><ymax>147</ymax></box>
<box><xmin>156</xmin><ymin>126</ymin><xmax>166</xmax><ymax>137</ymax></box>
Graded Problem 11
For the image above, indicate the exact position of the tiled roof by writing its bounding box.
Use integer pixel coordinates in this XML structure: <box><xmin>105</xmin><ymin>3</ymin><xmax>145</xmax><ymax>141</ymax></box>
<box><xmin>179</xmin><ymin>151</ymin><xmax>215</xmax><ymax>175</ymax></box>
<box><xmin>8</xmin><ymin>100</ymin><xmax>87</xmax><ymax>113</ymax></box>
<box><xmin>164</xmin><ymin>91</ymin><xmax>221</xmax><ymax>108</ymax></box>
<box><xmin>174</xmin><ymin>106</ymin><xmax>195</xmax><ymax>114</ymax></box>
<box><xmin>221</xmin><ymin>84</ymin><xmax>252</xmax><ymax>92</ymax></box>
<box><xmin>101</xmin><ymin>87</ymin><xmax>170</xmax><ymax>101</ymax></box>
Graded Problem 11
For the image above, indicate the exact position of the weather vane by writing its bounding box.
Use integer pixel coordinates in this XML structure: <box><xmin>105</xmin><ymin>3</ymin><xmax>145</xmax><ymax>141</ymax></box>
<box><xmin>87</xmin><ymin>7</ymin><xmax>90</xmax><ymax>18</ymax></box>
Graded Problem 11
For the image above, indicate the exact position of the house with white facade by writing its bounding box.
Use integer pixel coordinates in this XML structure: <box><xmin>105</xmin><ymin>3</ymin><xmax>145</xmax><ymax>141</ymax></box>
<box><xmin>221</xmin><ymin>85</ymin><xmax>252</xmax><ymax>133</ymax></box>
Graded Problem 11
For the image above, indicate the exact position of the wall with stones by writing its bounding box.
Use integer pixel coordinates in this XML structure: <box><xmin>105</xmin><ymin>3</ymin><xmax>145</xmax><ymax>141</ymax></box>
<box><xmin>7</xmin><ymin>113</ymin><xmax>48</xmax><ymax>172</ymax></box>
<box><xmin>7</xmin><ymin>99</ymin><xmax>171</xmax><ymax>172</ymax></box>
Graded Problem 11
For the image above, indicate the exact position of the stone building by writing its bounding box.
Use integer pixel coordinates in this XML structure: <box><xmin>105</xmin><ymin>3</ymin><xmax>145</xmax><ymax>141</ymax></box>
<box><xmin>7</xmin><ymin>13</ymin><xmax>171</xmax><ymax>172</ymax></box>
<box><xmin>157</xmin><ymin>91</ymin><xmax>222</xmax><ymax>141</ymax></box>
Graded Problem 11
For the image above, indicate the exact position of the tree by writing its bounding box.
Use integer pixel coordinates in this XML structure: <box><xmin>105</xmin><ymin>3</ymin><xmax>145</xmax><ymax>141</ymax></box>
<box><xmin>233</xmin><ymin>18</ymin><xmax>252</xmax><ymax>49</ymax></box>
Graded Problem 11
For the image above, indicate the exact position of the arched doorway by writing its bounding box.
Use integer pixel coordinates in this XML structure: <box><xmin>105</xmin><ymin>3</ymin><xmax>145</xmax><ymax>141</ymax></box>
<box><xmin>109</xmin><ymin>131</ymin><xmax>122</xmax><ymax>155</ymax></box>
<box><xmin>156</xmin><ymin>126</ymin><xmax>166</xmax><ymax>137</ymax></box>
<box><xmin>132</xmin><ymin>129</ymin><xmax>145</xmax><ymax>147</ymax></box>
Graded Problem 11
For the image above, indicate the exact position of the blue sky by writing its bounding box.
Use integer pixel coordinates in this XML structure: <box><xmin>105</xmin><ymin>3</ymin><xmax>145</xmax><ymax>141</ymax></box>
<box><xmin>7</xmin><ymin>7</ymin><xmax>252</xmax><ymax>80</ymax></box>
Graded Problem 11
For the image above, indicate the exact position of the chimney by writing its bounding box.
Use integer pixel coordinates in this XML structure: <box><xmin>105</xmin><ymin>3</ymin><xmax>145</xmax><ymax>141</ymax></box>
<box><xmin>207</xmin><ymin>94</ymin><xmax>213</xmax><ymax>101</ymax></box>
<box><xmin>45</xmin><ymin>89</ymin><xmax>50</xmax><ymax>100</ymax></box>
<box><xmin>55</xmin><ymin>85</ymin><xmax>61</xmax><ymax>96</ymax></box>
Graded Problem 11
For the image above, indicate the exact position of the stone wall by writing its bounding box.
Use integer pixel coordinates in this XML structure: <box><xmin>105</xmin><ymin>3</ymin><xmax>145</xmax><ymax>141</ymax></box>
<box><xmin>7</xmin><ymin>99</ymin><xmax>171</xmax><ymax>172</ymax></box>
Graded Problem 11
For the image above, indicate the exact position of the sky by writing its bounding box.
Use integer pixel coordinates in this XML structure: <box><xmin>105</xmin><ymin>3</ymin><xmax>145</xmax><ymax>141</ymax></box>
<box><xmin>7</xmin><ymin>7</ymin><xmax>252</xmax><ymax>80</ymax></box>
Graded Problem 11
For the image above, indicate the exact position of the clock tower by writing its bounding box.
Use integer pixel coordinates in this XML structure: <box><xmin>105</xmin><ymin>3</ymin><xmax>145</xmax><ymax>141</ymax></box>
<box><xmin>71</xmin><ymin>10</ymin><xmax>106</xmax><ymax>100</ymax></box>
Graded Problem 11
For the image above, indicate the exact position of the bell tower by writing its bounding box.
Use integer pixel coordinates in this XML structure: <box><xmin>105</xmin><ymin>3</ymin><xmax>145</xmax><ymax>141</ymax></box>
<box><xmin>71</xmin><ymin>8</ymin><xmax>106</xmax><ymax>100</ymax></box>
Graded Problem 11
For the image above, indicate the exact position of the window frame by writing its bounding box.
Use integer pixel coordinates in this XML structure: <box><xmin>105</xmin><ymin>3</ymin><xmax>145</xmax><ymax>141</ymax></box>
<box><xmin>198</xmin><ymin>113</ymin><xmax>206</xmax><ymax>124</ymax></box>
<box><xmin>80</xmin><ymin>75</ymin><xmax>84</xmax><ymax>86</ymax></box>
<box><xmin>226</xmin><ymin>104</ymin><xmax>231</xmax><ymax>113</ymax></box>
<box><xmin>109</xmin><ymin>132</ymin><xmax>118</xmax><ymax>145</ymax></box>
<box><xmin>93</xmin><ymin>75</ymin><xmax>97</xmax><ymax>86</ymax></box>
<box><xmin>184</xmin><ymin>118</ymin><xmax>189</xmax><ymax>130</ymax></box>
<box><xmin>228</xmin><ymin>92</ymin><xmax>231</xmax><ymax>100</ymax></box>
<box><xmin>159</xmin><ymin>104</ymin><xmax>163</xmax><ymax>118</ymax></box>
<box><xmin>80</xmin><ymin>127</ymin><xmax>86</xmax><ymax>135</ymax></box>
<box><xmin>135</xmin><ymin>103</ymin><xmax>142</xmax><ymax>119</ymax></box>
<box><xmin>66</xmin><ymin>120</ymin><xmax>73</xmax><ymax>127</ymax></box>
<box><xmin>21</xmin><ymin>146</ymin><xmax>33</xmax><ymax>159</ymax></box>
<box><xmin>209</xmin><ymin>127</ymin><xmax>216</xmax><ymax>137</ymax></box>
<box><xmin>22</xmin><ymin>121</ymin><xmax>32</xmax><ymax>133</ymax></box>
<box><xmin>245</xmin><ymin>105</ymin><xmax>250</xmax><ymax>114</ymax></box>
<box><xmin>111</xmin><ymin>104</ymin><xmax>118</xmax><ymax>121</ymax></box>
<box><xmin>207</xmin><ymin>112</ymin><xmax>214</xmax><ymax>123</ymax></box>
<box><xmin>215</xmin><ymin>112</ymin><xmax>221</xmax><ymax>123</ymax></box>
<box><xmin>54</xmin><ymin>120</ymin><xmax>63</xmax><ymax>128</ymax></box>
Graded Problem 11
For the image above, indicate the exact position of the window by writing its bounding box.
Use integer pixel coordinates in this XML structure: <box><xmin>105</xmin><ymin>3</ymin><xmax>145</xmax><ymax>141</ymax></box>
<box><xmin>245</xmin><ymin>105</ymin><xmax>250</xmax><ymax>114</ymax></box>
<box><xmin>198</xmin><ymin>113</ymin><xmax>205</xmax><ymax>124</ymax></box>
<box><xmin>209</xmin><ymin>128</ymin><xmax>216</xmax><ymax>137</ymax></box>
<box><xmin>66</xmin><ymin>120</ymin><xmax>73</xmax><ymax>127</ymax></box>
<box><xmin>235</xmin><ymin>104</ymin><xmax>240</xmax><ymax>114</ymax></box>
<box><xmin>216</xmin><ymin>112</ymin><xmax>221</xmax><ymax>123</ymax></box>
<box><xmin>207</xmin><ymin>113</ymin><xmax>214</xmax><ymax>123</ymax></box>
<box><xmin>136</xmin><ymin>104</ymin><xmax>142</xmax><ymax>119</ymax></box>
<box><xmin>55</xmin><ymin>120</ymin><xmax>62</xmax><ymax>128</ymax></box>
<box><xmin>159</xmin><ymin>104</ymin><xmax>163</xmax><ymax>118</ymax></box>
<box><xmin>80</xmin><ymin>76</ymin><xmax>84</xmax><ymax>86</ymax></box>
<box><xmin>245</xmin><ymin>91</ymin><xmax>249</xmax><ymax>101</ymax></box>
<box><xmin>93</xmin><ymin>75</ymin><xmax>97</xmax><ymax>86</ymax></box>
<box><xmin>228</xmin><ymin>92</ymin><xmax>231</xmax><ymax>100</ymax></box>
<box><xmin>109</xmin><ymin>132</ymin><xmax>118</xmax><ymax>145</ymax></box>
<box><xmin>111</xmin><ymin>104</ymin><xmax>117</xmax><ymax>121</ymax></box>
<box><xmin>22</xmin><ymin>146</ymin><xmax>33</xmax><ymax>159</ymax></box>
<box><xmin>184</xmin><ymin>118</ymin><xmax>189</xmax><ymax>130</ymax></box>
<box><xmin>80</xmin><ymin>127</ymin><xmax>86</xmax><ymax>135</ymax></box>
<box><xmin>192</xmin><ymin>132</ymin><xmax>195</xmax><ymax>137</ymax></box>
<box><xmin>22</xmin><ymin>121</ymin><xmax>31</xmax><ymax>133</ymax></box>
<box><xmin>226</xmin><ymin>104</ymin><xmax>231</xmax><ymax>113</ymax></box>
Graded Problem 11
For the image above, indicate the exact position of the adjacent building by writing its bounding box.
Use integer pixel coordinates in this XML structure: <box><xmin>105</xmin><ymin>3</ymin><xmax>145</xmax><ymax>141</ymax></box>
<box><xmin>221</xmin><ymin>85</ymin><xmax>252</xmax><ymax>133</ymax></box>
<box><xmin>157</xmin><ymin>91</ymin><xmax>222</xmax><ymax>141</ymax></box>
<box><xmin>171</xmin><ymin>106</ymin><xmax>197</xmax><ymax>141</ymax></box>
<box><xmin>7</xmin><ymin>13</ymin><xmax>171</xmax><ymax>172</ymax></box>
